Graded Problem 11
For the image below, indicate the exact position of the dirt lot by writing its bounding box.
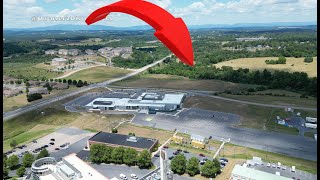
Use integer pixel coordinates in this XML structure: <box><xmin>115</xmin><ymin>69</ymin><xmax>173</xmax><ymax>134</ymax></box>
<box><xmin>117</xmin><ymin>123</ymin><xmax>174</xmax><ymax>144</ymax></box>
<box><xmin>214</xmin><ymin>57</ymin><xmax>317</xmax><ymax>77</ymax></box>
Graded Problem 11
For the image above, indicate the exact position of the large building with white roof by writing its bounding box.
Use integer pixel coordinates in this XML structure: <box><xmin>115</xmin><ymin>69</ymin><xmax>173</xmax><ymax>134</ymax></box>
<box><xmin>28</xmin><ymin>154</ymin><xmax>107</xmax><ymax>180</ymax></box>
<box><xmin>85</xmin><ymin>92</ymin><xmax>185</xmax><ymax>113</ymax></box>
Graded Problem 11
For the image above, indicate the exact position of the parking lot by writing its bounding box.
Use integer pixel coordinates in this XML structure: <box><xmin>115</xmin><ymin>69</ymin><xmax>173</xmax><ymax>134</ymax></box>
<box><xmin>247</xmin><ymin>162</ymin><xmax>317</xmax><ymax>180</ymax></box>
<box><xmin>9</xmin><ymin>127</ymin><xmax>94</xmax><ymax>160</ymax></box>
<box><xmin>132</xmin><ymin>108</ymin><xmax>317</xmax><ymax>161</ymax></box>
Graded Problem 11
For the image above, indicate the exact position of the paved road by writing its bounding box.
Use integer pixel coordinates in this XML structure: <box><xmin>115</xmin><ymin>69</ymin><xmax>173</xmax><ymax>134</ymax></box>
<box><xmin>3</xmin><ymin>55</ymin><xmax>170</xmax><ymax>121</ymax></box>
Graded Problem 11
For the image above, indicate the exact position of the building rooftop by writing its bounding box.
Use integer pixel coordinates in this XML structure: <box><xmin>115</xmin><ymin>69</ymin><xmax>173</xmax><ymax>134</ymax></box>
<box><xmin>52</xmin><ymin>58</ymin><xmax>67</xmax><ymax>62</ymax></box>
<box><xmin>232</xmin><ymin>164</ymin><xmax>291</xmax><ymax>180</ymax></box>
<box><xmin>89</xmin><ymin>132</ymin><xmax>157</xmax><ymax>149</ymax></box>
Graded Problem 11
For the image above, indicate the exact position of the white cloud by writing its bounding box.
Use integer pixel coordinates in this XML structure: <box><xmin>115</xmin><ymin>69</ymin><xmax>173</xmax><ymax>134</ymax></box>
<box><xmin>26</xmin><ymin>6</ymin><xmax>45</xmax><ymax>15</ymax></box>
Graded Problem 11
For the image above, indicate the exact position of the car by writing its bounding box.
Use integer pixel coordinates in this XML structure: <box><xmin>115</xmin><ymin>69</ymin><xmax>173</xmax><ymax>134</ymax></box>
<box><xmin>267</xmin><ymin>163</ymin><xmax>271</xmax><ymax>167</ymax></box>
<box><xmin>32</xmin><ymin>140</ymin><xmax>37</xmax><ymax>143</ymax></box>
<box><xmin>183</xmin><ymin>150</ymin><xmax>189</xmax><ymax>153</ymax></box>
<box><xmin>163</xmin><ymin>145</ymin><xmax>168</xmax><ymax>149</ymax></box>
<box><xmin>55</xmin><ymin>148</ymin><xmax>60</xmax><ymax>151</ymax></box>
<box><xmin>50</xmin><ymin>138</ymin><xmax>55</xmax><ymax>141</ymax></box>
<box><xmin>282</xmin><ymin>166</ymin><xmax>286</xmax><ymax>170</ymax></box>
<box><xmin>209</xmin><ymin>136</ymin><xmax>212</xmax><ymax>139</ymax></box>
<box><xmin>220</xmin><ymin>158</ymin><xmax>228</xmax><ymax>162</ymax></box>
<box><xmin>200</xmin><ymin>160</ymin><xmax>206</xmax><ymax>165</ymax></box>
<box><xmin>272</xmin><ymin>163</ymin><xmax>276</xmax><ymax>168</ymax></box>
<box><xmin>199</xmin><ymin>153</ymin><xmax>205</xmax><ymax>157</ymax></box>
<box><xmin>120</xmin><ymin>174</ymin><xmax>127</xmax><ymax>180</ymax></box>
<box><xmin>49</xmin><ymin>142</ymin><xmax>54</xmax><ymax>145</ymax></box>
<box><xmin>12</xmin><ymin>149</ymin><xmax>16</xmax><ymax>152</ymax></box>
<box><xmin>84</xmin><ymin>146</ymin><xmax>88</xmax><ymax>149</ymax></box>
<box><xmin>60</xmin><ymin>144</ymin><xmax>66</xmax><ymax>148</ymax></box>
<box><xmin>173</xmin><ymin>151</ymin><xmax>180</xmax><ymax>155</ymax></box>
<box><xmin>212</xmin><ymin>115</ymin><xmax>215</xmax><ymax>118</ymax></box>
<box><xmin>44</xmin><ymin>145</ymin><xmax>49</xmax><ymax>148</ymax></box>
<box><xmin>169</xmin><ymin>156</ymin><xmax>174</xmax><ymax>160</ymax></box>
<box><xmin>220</xmin><ymin>164</ymin><xmax>225</xmax><ymax>168</ymax></box>
<box><xmin>130</xmin><ymin>174</ymin><xmax>138</xmax><ymax>179</ymax></box>
<box><xmin>177</xmin><ymin>149</ymin><xmax>182</xmax><ymax>152</ymax></box>
<box><xmin>154</xmin><ymin>154</ymin><xmax>159</xmax><ymax>157</ymax></box>
<box><xmin>220</xmin><ymin>160</ymin><xmax>226</xmax><ymax>166</ymax></box>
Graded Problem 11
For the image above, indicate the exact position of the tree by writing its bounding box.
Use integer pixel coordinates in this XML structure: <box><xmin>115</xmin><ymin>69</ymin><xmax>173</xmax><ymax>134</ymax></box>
<box><xmin>15</xmin><ymin>80</ymin><xmax>22</xmax><ymax>84</ymax></box>
<box><xmin>84</xmin><ymin>81</ymin><xmax>88</xmax><ymax>86</ymax></box>
<box><xmin>304</xmin><ymin>57</ymin><xmax>313</xmax><ymax>63</ymax></box>
<box><xmin>3</xmin><ymin>166</ymin><xmax>9</xmax><ymax>179</ymax></box>
<box><xmin>63</xmin><ymin>79</ymin><xmax>67</xmax><ymax>83</ymax></box>
<box><xmin>137</xmin><ymin>150</ymin><xmax>152</xmax><ymax>169</ymax></box>
<box><xmin>54</xmin><ymin>79</ymin><xmax>58</xmax><ymax>82</ymax></box>
<box><xmin>25</xmin><ymin>82</ymin><xmax>30</xmax><ymax>87</ymax></box>
<box><xmin>90</xmin><ymin>144</ymin><xmax>106</xmax><ymax>163</ymax></box>
<box><xmin>37</xmin><ymin>148</ymin><xmax>49</xmax><ymax>159</ymax></box>
<box><xmin>201</xmin><ymin>160</ymin><xmax>220</xmax><ymax>178</ymax></box>
<box><xmin>111</xmin><ymin>147</ymin><xmax>125</xmax><ymax>164</ymax></box>
<box><xmin>186</xmin><ymin>157</ymin><xmax>200</xmax><ymax>176</ymax></box>
<box><xmin>17</xmin><ymin>166</ymin><xmax>26</xmax><ymax>177</ymax></box>
<box><xmin>58</xmin><ymin>79</ymin><xmax>62</xmax><ymax>83</ymax></box>
<box><xmin>22</xmin><ymin>152</ymin><xmax>34</xmax><ymax>167</ymax></box>
<box><xmin>3</xmin><ymin>153</ymin><xmax>7</xmax><ymax>167</ymax></box>
<box><xmin>102</xmin><ymin>146</ymin><xmax>113</xmax><ymax>164</ymax></box>
<box><xmin>27</xmin><ymin>93</ymin><xmax>43</xmax><ymax>102</ymax></box>
<box><xmin>67</xmin><ymin>79</ymin><xmax>72</xmax><ymax>85</ymax></box>
<box><xmin>7</xmin><ymin>155</ymin><xmax>19</xmax><ymax>170</ymax></box>
<box><xmin>112</xmin><ymin>128</ymin><xmax>118</xmax><ymax>133</ymax></box>
<box><xmin>72</xmin><ymin>80</ymin><xmax>77</xmax><ymax>85</ymax></box>
<box><xmin>10</xmin><ymin>139</ymin><xmax>18</xmax><ymax>148</ymax></box>
<box><xmin>170</xmin><ymin>154</ymin><xmax>187</xmax><ymax>175</ymax></box>
<box><xmin>76</xmin><ymin>80</ymin><xmax>84</xmax><ymax>87</ymax></box>
<box><xmin>123</xmin><ymin>148</ymin><xmax>138</xmax><ymax>166</ymax></box>
<box><xmin>50</xmin><ymin>79</ymin><xmax>53</xmax><ymax>82</ymax></box>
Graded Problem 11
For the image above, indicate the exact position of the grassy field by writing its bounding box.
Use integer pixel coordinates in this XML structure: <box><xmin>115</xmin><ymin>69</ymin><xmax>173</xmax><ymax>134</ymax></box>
<box><xmin>65</xmin><ymin>66</ymin><xmax>131</xmax><ymax>83</ymax></box>
<box><xmin>3</xmin><ymin>86</ymin><xmax>79</xmax><ymax>112</ymax></box>
<box><xmin>304</xmin><ymin>131</ymin><xmax>316</xmax><ymax>138</ymax></box>
<box><xmin>4</xmin><ymin>63</ymin><xmax>62</xmax><ymax>79</ymax></box>
<box><xmin>117</xmin><ymin>123</ymin><xmax>174</xmax><ymax>144</ymax></box>
<box><xmin>112</xmin><ymin>73</ymin><xmax>258</xmax><ymax>92</ymax></box>
<box><xmin>183</xmin><ymin>96</ymin><xmax>314</xmax><ymax>134</ymax></box>
<box><xmin>220</xmin><ymin>92</ymin><xmax>317</xmax><ymax>109</ymax></box>
<box><xmin>214</xmin><ymin>57</ymin><xmax>317</xmax><ymax>77</ymax></box>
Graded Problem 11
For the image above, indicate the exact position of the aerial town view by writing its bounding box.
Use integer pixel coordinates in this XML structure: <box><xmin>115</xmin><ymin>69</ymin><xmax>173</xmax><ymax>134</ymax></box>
<box><xmin>2</xmin><ymin>0</ymin><xmax>317</xmax><ymax>180</ymax></box>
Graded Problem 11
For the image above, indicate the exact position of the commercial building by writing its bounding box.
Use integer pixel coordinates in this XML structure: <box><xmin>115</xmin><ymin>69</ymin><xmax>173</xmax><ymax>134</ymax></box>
<box><xmin>85</xmin><ymin>49</ymin><xmax>96</xmax><ymax>55</ymax></box>
<box><xmin>58</xmin><ymin>49</ymin><xmax>69</xmax><ymax>56</ymax></box>
<box><xmin>190</xmin><ymin>134</ymin><xmax>206</xmax><ymax>149</ymax></box>
<box><xmin>28</xmin><ymin>87</ymin><xmax>49</xmax><ymax>95</ymax></box>
<box><xmin>52</xmin><ymin>58</ymin><xmax>68</xmax><ymax>66</ymax></box>
<box><xmin>88</xmin><ymin>131</ymin><xmax>158</xmax><ymax>152</ymax></box>
<box><xmin>45</xmin><ymin>50</ymin><xmax>57</xmax><ymax>55</ymax></box>
<box><xmin>231</xmin><ymin>164</ymin><xmax>291</xmax><ymax>180</ymax></box>
<box><xmin>28</xmin><ymin>154</ymin><xmax>107</xmax><ymax>180</ymax></box>
<box><xmin>68</xmin><ymin>49</ymin><xmax>81</xmax><ymax>56</ymax></box>
<box><xmin>86</xmin><ymin>92</ymin><xmax>185</xmax><ymax>113</ymax></box>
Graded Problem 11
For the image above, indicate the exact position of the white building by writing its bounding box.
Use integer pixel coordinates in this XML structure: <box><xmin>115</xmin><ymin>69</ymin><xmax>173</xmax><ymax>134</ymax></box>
<box><xmin>28</xmin><ymin>154</ymin><xmax>107</xmax><ymax>180</ymax></box>
<box><xmin>52</xmin><ymin>58</ymin><xmax>68</xmax><ymax>66</ymax></box>
<box><xmin>86</xmin><ymin>92</ymin><xmax>185</xmax><ymax>113</ymax></box>
<box><xmin>58</xmin><ymin>49</ymin><xmax>69</xmax><ymax>56</ymax></box>
<box><xmin>85</xmin><ymin>49</ymin><xmax>95</xmax><ymax>55</ymax></box>
<box><xmin>45</xmin><ymin>50</ymin><xmax>57</xmax><ymax>55</ymax></box>
<box><xmin>68</xmin><ymin>49</ymin><xmax>81</xmax><ymax>56</ymax></box>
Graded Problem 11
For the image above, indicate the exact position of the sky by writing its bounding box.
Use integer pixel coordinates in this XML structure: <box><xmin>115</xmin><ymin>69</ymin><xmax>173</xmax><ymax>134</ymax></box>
<box><xmin>3</xmin><ymin>0</ymin><xmax>317</xmax><ymax>28</ymax></box>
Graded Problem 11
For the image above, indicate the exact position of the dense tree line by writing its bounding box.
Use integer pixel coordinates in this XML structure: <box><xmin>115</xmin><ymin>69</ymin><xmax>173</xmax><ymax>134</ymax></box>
<box><xmin>3</xmin><ymin>41</ymin><xmax>58</xmax><ymax>57</ymax></box>
<box><xmin>265</xmin><ymin>56</ymin><xmax>286</xmax><ymax>64</ymax></box>
<box><xmin>90</xmin><ymin>144</ymin><xmax>152</xmax><ymax>169</ymax></box>
<box><xmin>27</xmin><ymin>93</ymin><xmax>43</xmax><ymax>102</ymax></box>
<box><xmin>149</xmin><ymin>62</ymin><xmax>317</xmax><ymax>97</ymax></box>
<box><xmin>4</xmin><ymin>54</ymin><xmax>55</xmax><ymax>64</ymax></box>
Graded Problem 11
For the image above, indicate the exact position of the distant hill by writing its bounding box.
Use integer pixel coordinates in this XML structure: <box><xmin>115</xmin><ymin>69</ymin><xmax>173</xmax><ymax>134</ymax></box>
<box><xmin>4</xmin><ymin>21</ymin><xmax>316</xmax><ymax>31</ymax></box>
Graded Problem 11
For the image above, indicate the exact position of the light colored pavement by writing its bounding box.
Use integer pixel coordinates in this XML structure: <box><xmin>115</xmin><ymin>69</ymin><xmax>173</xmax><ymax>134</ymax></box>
<box><xmin>3</xmin><ymin>55</ymin><xmax>170</xmax><ymax>121</ymax></box>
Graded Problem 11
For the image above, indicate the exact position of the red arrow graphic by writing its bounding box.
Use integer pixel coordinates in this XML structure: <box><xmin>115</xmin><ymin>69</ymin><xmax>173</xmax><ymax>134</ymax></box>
<box><xmin>85</xmin><ymin>0</ymin><xmax>194</xmax><ymax>66</ymax></box>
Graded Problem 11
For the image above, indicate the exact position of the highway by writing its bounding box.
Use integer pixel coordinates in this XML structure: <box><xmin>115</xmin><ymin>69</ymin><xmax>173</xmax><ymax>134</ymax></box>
<box><xmin>3</xmin><ymin>55</ymin><xmax>171</xmax><ymax>121</ymax></box>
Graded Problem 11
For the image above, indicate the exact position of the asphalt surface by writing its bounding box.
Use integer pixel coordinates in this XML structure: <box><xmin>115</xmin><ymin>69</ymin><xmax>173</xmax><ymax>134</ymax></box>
<box><xmin>132</xmin><ymin>108</ymin><xmax>317</xmax><ymax>161</ymax></box>
<box><xmin>3</xmin><ymin>55</ymin><xmax>170</xmax><ymax>121</ymax></box>
<box><xmin>247</xmin><ymin>163</ymin><xmax>317</xmax><ymax>180</ymax></box>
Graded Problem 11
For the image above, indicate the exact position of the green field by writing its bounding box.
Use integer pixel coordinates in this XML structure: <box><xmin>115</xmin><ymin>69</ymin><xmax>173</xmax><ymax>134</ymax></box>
<box><xmin>112</xmin><ymin>73</ymin><xmax>258</xmax><ymax>92</ymax></box>
<box><xmin>65</xmin><ymin>66</ymin><xmax>131</xmax><ymax>83</ymax></box>
<box><xmin>4</xmin><ymin>63</ymin><xmax>62</xmax><ymax>80</ymax></box>
<box><xmin>304</xmin><ymin>131</ymin><xmax>316</xmax><ymax>138</ymax></box>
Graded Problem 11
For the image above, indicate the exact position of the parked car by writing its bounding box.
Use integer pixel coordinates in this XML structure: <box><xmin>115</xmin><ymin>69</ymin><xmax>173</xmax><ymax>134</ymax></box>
<box><xmin>50</xmin><ymin>138</ymin><xmax>55</xmax><ymax>141</ymax></box>
<box><xmin>183</xmin><ymin>150</ymin><xmax>189</xmax><ymax>153</ymax></box>
<box><xmin>163</xmin><ymin>146</ymin><xmax>168</xmax><ymax>149</ymax></box>
<box><xmin>200</xmin><ymin>160</ymin><xmax>206</xmax><ymax>165</ymax></box>
<box><xmin>55</xmin><ymin>148</ymin><xmax>60</xmax><ymax>151</ymax></box>
<box><xmin>199</xmin><ymin>153</ymin><xmax>205</xmax><ymax>157</ymax></box>
<box><xmin>169</xmin><ymin>156</ymin><xmax>174</xmax><ymax>160</ymax></box>
<box><xmin>272</xmin><ymin>163</ymin><xmax>276</xmax><ymax>168</ymax></box>
<box><xmin>49</xmin><ymin>142</ymin><xmax>54</xmax><ymax>145</ymax></box>
<box><xmin>177</xmin><ymin>149</ymin><xmax>182</xmax><ymax>152</ymax></box>
<box><xmin>154</xmin><ymin>154</ymin><xmax>159</xmax><ymax>157</ymax></box>
<box><xmin>130</xmin><ymin>174</ymin><xmax>138</xmax><ymax>179</ymax></box>
<box><xmin>120</xmin><ymin>174</ymin><xmax>127</xmax><ymax>180</ymax></box>
<box><xmin>209</xmin><ymin>136</ymin><xmax>212</xmax><ymax>139</ymax></box>
<box><xmin>220</xmin><ymin>158</ymin><xmax>228</xmax><ymax>162</ymax></box>
<box><xmin>282</xmin><ymin>166</ymin><xmax>286</xmax><ymax>170</ymax></box>
<box><xmin>173</xmin><ymin>151</ymin><xmax>180</xmax><ymax>155</ymax></box>
<box><xmin>32</xmin><ymin>140</ymin><xmax>37</xmax><ymax>143</ymax></box>
<box><xmin>267</xmin><ymin>163</ymin><xmax>271</xmax><ymax>167</ymax></box>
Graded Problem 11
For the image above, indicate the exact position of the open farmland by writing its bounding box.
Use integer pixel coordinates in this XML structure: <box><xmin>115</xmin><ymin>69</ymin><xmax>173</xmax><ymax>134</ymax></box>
<box><xmin>112</xmin><ymin>73</ymin><xmax>258</xmax><ymax>92</ymax></box>
<box><xmin>214</xmin><ymin>57</ymin><xmax>317</xmax><ymax>77</ymax></box>
<box><xmin>64</xmin><ymin>66</ymin><xmax>131</xmax><ymax>83</ymax></box>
